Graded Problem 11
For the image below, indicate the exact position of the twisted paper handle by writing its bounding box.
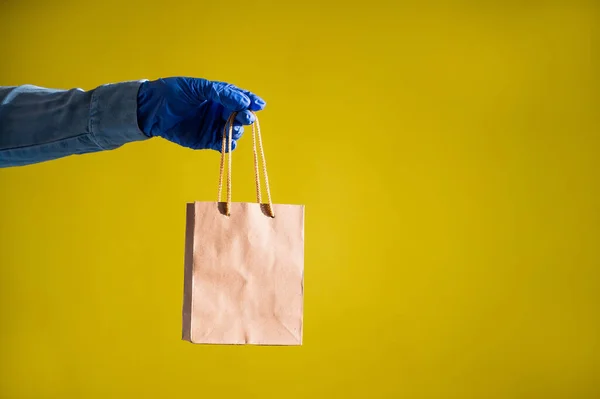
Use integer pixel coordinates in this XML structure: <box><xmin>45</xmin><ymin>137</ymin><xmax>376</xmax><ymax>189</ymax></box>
<box><xmin>217</xmin><ymin>112</ymin><xmax>275</xmax><ymax>218</ymax></box>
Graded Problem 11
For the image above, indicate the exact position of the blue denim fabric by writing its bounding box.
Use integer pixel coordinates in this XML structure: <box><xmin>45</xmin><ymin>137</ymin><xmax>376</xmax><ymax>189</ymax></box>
<box><xmin>0</xmin><ymin>81</ymin><xmax>149</xmax><ymax>168</ymax></box>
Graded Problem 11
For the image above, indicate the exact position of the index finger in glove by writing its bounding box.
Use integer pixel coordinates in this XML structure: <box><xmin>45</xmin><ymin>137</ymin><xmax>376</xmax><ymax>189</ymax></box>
<box><xmin>196</xmin><ymin>80</ymin><xmax>251</xmax><ymax>111</ymax></box>
<box><xmin>231</xmin><ymin>86</ymin><xmax>266</xmax><ymax>111</ymax></box>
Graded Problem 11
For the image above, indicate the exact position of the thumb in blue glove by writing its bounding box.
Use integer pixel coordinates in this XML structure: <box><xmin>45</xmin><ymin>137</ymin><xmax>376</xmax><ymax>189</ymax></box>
<box><xmin>136</xmin><ymin>77</ymin><xmax>266</xmax><ymax>152</ymax></box>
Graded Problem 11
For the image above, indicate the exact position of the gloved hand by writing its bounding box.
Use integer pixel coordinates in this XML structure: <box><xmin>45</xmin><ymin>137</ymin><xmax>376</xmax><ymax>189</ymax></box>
<box><xmin>136</xmin><ymin>77</ymin><xmax>266</xmax><ymax>151</ymax></box>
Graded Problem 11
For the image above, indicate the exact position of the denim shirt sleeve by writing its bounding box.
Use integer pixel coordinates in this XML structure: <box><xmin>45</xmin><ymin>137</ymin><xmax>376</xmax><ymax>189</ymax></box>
<box><xmin>0</xmin><ymin>81</ymin><xmax>149</xmax><ymax>168</ymax></box>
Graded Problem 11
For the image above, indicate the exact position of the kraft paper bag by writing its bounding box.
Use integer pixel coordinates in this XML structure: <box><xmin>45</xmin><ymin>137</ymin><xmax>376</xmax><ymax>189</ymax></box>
<box><xmin>182</xmin><ymin>113</ymin><xmax>304</xmax><ymax>345</ymax></box>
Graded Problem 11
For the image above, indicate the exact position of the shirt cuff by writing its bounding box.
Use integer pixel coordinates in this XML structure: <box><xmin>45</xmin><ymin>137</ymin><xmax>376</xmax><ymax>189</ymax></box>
<box><xmin>89</xmin><ymin>80</ymin><xmax>150</xmax><ymax>150</ymax></box>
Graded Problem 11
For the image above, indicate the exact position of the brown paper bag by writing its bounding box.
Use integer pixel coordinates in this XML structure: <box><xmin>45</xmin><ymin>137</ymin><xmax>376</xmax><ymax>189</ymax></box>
<box><xmin>182</xmin><ymin>113</ymin><xmax>304</xmax><ymax>345</ymax></box>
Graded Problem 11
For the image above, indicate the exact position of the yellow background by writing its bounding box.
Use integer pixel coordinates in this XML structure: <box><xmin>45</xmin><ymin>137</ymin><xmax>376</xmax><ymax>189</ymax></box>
<box><xmin>0</xmin><ymin>1</ymin><xmax>598</xmax><ymax>398</ymax></box>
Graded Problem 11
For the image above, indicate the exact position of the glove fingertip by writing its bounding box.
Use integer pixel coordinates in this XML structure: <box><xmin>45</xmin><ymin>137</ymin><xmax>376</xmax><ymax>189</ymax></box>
<box><xmin>249</xmin><ymin>101</ymin><xmax>266</xmax><ymax>111</ymax></box>
<box><xmin>212</xmin><ymin>139</ymin><xmax>237</xmax><ymax>153</ymax></box>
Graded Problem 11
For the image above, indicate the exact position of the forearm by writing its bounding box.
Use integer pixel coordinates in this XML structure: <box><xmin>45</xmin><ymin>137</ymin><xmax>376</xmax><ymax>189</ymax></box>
<box><xmin>0</xmin><ymin>81</ymin><xmax>149</xmax><ymax>168</ymax></box>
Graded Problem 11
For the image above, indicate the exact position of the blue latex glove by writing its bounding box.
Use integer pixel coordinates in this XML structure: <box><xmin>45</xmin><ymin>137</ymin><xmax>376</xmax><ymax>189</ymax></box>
<box><xmin>137</xmin><ymin>77</ymin><xmax>266</xmax><ymax>151</ymax></box>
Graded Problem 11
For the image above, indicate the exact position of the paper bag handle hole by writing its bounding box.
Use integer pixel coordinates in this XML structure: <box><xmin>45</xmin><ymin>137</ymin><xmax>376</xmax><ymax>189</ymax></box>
<box><xmin>217</xmin><ymin>202</ymin><xmax>274</xmax><ymax>218</ymax></box>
